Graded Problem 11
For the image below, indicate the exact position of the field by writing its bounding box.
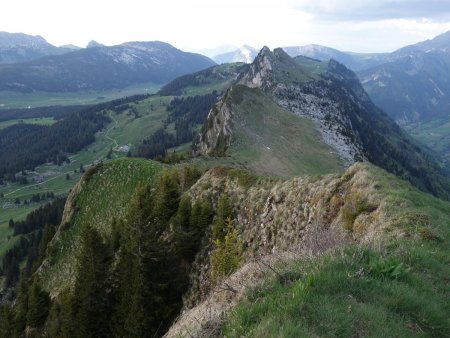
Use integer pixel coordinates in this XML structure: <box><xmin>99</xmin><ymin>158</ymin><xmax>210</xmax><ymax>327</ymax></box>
<box><xmin>0</xmin><ymin>82</ymin><xmax>160</xmax><ymax>109</ymax></box>
<box><xmin>0</xmin><ymin>117</ymin><xmax>56</xmax><ymax>129</ymax></box>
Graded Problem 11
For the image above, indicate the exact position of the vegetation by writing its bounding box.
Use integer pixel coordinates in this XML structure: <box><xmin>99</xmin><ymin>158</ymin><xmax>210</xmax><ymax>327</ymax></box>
<box><xmin>222</xmin><ymin>165</ymin><xmax>450</xmax><ymax>337</ymax></box>
<box><xmin>0</xmin><ymin>110</ymin><xmax>109</xmax><ymax>178</ymax></box>
<box><xmin>210</xmin><ymin>217</ymin><xmax>243</xmax><ymax>283</ymax></box>
<box><xmin>1</xmin><ymin>198</ymin><xmax>64</xmax><ymax>288</ymax></box>
<box><xmin>137</xmin><ymin>92</ymin><xmax>218</xmax><ymax>159</ymax></box>
<box><xmin>223</xmin><ymin>242</ymin><xmax>450</xmax><ymax>337</ymax></box>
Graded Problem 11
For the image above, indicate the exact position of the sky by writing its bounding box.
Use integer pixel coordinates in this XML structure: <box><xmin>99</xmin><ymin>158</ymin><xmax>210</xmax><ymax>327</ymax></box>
<box><xmin>1</xmin><ymin>0</ymin><xmax>450</xmax><ymax>53</ymax></box>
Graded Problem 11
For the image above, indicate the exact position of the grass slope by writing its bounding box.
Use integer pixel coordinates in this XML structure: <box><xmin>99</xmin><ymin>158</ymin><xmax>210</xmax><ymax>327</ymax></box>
<box><xmin>41</xmin><ymin>158</ymin><xmax>161</xmax><ymax>294</ymax></box>
<box><xmin>406</xmin><ymin>116</ymin><xmax>450</xmax><ymax>174</ymax></box>
<box><xmin>223</xmin><ymin>165</ymin><xmax>450</xmax><ymax>337</ymax></box>
<box><xmin>208</xmin><ymin>86</ymin><xmax>343</xmax><ymax>177</ymax></box>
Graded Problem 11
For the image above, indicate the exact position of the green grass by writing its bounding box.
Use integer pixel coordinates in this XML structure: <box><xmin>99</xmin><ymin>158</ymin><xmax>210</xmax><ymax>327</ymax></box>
<box><xmin>41</xmin><ymin>158</ymin><xmax>161</xmax><ymax>293</ymax></box>
<box><xmin>222</xmin><ymin>165</ymin><xmax>450</xmax><ymax>337</ymax></box>
<box><xmin>204</xmin><ymin>86</ymin><xmax>343</xmax><ymax>177</ymax></box>
<box><xmin>0</xmin><ymin>117</ymin><xmax>56</xmax><ymax>129</ymax></box>
<box><xmin>0</xmin><ymin>82</ymin><xmax>160</xmax><ymax>109</ymax></box>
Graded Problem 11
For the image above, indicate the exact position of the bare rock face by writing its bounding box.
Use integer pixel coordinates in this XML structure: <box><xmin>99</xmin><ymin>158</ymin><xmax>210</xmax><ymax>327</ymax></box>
<box><xmin>274</xmin><ymin>81</ymin><xmax>366</xmax><ymax>166</ymax></box>
<box><xmin>192</xmin><ymin>90</ymin><xmax>234</xmax><ymax>157</ymax></box>
<box><xmin>237</xmin><ymin>46</ymin><xmax>274</xmax><ymax>89</ymax></box>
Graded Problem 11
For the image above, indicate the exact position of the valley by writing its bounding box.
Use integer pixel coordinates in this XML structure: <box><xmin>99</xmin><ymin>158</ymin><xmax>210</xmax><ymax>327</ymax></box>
<box><xmin>0</xmin><ymin>28</ymin><xmax>449</xmax><ymax>338</ymax></box>
<box><xmin>0</xmin><ymin>82</ymin><xmax>160</xmax><ymax>109</ymax></box>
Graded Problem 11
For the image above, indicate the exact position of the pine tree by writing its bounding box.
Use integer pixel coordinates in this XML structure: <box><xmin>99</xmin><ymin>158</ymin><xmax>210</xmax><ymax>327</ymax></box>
<box><xmin>72</xmin><ymin>226</ymin><xmax>113</xmax><ymax>338</ymax></box>
<box><xmin>212</xmin><ymin>192</ymin><xmax>232</xmax><ymax>240</ymax></box>
<box><xmin>26</xmin><ymin>279</ymin><xmax>50</xmax><ymax>327</ymax></box>
<box><xmin>0</xmin><ymin>304</ymin><xmax>15</xmax><ymax>338</ymax></box>
<box><xmin>153</xmin><ymin>169</ymin><xmax>180</xmax><ymax>225</ymax></box>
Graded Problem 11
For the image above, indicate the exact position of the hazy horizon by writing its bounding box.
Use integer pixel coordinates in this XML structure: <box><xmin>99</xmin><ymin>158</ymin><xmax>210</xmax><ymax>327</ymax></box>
<box><xmin>1</xmin><ymin>0</ymin><xmax>450</xmax><ymax>54</ymax></box>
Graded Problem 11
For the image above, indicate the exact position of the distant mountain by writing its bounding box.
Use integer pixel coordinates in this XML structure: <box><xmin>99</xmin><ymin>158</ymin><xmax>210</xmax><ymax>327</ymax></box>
<box><xmin>283</xmin><ymin>31</ymin><xmax>450</xmax><ymax>126</ymax></box>
<box><xmin>393</xmin><ymin>30</ymin><xmax>450</xmax><ymax>56</ymax></box>
<box><xmin>0</xmin><ymin>32</ymin><xmax>72</xmax><ymax>64</ymax></box>
<box><xmin>213</xmin><ymin>45</ymin><xmax>258</xmax><ymax>64</ymax></box>
<box><xmin>0</xmin><ymin>41</ymin><xmax>216</xmax><ymax>92</ymax></box>
<box><xmin>358</xmin><ymin>31</ymin><xmax>450</xmax><ymax>124</ymax></box>
<box><xmin>59</xmin><ymin>44</ymin><xmax>81</xmax><ymax>51</ymax></box>
<box><xmin>283</xmin><ymin>44</ymin><xmax>389</xmax><ymax>71</ymax></box>
<box><xmin>86</xmin><ymin>40</ymin><xmax>104</xmax><ymax>48</ymax></box>
<box><xmin>197</xmin><ymin>44</ymin><xmax>237</xmax><ymax>58</ymax></box>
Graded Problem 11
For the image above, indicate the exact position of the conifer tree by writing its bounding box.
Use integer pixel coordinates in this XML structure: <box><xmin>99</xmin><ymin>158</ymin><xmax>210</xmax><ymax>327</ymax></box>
<box><xmin>26</xmin><ymin>279</ymin><xmax>50</xmax><ymax>327</ymax></box>
<box><xmin>72</xmin><ymin>226</ymin><xmax>112</xmax><ymax>338</ymax></box>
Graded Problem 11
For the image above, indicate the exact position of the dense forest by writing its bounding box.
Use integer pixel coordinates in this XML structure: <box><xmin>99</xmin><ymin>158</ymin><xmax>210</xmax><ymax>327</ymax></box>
<box><xmin>0</xmin><ymin>105</ymin><xmax>86</xmax><ymax>122</ymax></box>
<box><xmin>137</xmin><ymin>92</ymin><xmax>218</xmax><ymax>159</ymax></box>
<box><xmin>0</xmin><ymin>198</ymin><xmax>65</xmax><ymax>289</ymax></box>
<box><xmin>0</xmin><ymin>111</ymin><xmax>109</xmax><ymax>178</ymax></box>
<box><xmin>0</xmin><ymin>165</ymin><xmax>235</xmax><ymax>337</ymax></box>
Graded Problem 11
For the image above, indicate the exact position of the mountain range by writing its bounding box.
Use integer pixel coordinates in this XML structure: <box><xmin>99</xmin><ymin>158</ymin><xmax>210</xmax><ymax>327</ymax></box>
<box><xmin>282</xmin><ymin>31</ymin><xmax>450</xmax><ymax>125</ymax></box>
<box><xmin>0</xmin><ymin>32</ymin><xmax>76</xmax><ymax>64</ymax></box>
<box><xmin>0</xmin><ymin>41</ymin><xmax>215</xmax><ymax>92</ymax></box>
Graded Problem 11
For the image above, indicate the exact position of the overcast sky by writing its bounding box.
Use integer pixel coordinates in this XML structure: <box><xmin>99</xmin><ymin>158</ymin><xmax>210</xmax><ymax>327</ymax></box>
<box><xmin>1</xmin><ymin>0</ymin><xmax>450</xmax><ymax>53</ymax></box>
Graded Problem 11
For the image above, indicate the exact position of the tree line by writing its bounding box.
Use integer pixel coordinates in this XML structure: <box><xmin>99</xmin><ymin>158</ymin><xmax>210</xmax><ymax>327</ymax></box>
<box><xmin>0</xmin><ymin>110</ymin><xmax>109</xmax><ymax>179</ymax></box>
<box><xmin>137</xmin><ymin>92</ymin><xmax>218</xmax><ymax>159</ymax></box>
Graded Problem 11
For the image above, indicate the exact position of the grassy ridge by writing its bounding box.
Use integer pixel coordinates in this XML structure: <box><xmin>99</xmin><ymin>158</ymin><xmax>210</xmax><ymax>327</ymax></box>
<box><xmin>215</xmin><ymin>86</ymin><xmax>343</xmax><ymax>177</ymax></box>
<box><xmin>42</xmin><ymin>158</ymin><xmax>161</xmax><ymax>293</ymax></box>
<box><xmin>223</xmin><ymin>165</ymin><xmax>450</xmax><ymax>337</ymax></box>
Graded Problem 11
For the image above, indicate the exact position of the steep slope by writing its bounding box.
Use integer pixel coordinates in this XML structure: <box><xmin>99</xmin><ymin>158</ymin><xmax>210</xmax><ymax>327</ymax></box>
<box><xmin>194</xmin><ymin>47</ymin><xmax>450</xmax><ymax>199</ymax></box>
<box><xmin>358</xmin><ymin>50</ymin><xmax>450</xmax><ymax>125</ymax></box>
<box><xmin>0</xmin><ymin>41</ymin><xmax>216</xmax><ymax>92</ymax></box>
<box><xmin>0</xmin><ymin>32</ymin><xmax>72</xmax><ymax>64</ymax></box>
<box><xmin>39</xmin><ymin>158</ymin><xmax>161</xmax><ymax>295</ymax></box>
<box><xmin>164</xmin><ymin>163</ymin><xmax>450</xmax><ymax>337</ymax></box>
<box><xmin>213</xmin><ymin>45</ymin><xmax>258</xmax><ymax>64</ymax></box>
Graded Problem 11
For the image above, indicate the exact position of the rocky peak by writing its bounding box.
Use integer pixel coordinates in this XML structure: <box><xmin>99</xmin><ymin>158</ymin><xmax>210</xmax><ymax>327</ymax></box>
<box><xmin>237</xmin><ymin>46</ymin><xmax>275</xmax><ymax>89</ymax></box>
<box><xmin>192</xmin><ymin>89</ymin><xmax>234</xmax><ymax>157</ymax></box>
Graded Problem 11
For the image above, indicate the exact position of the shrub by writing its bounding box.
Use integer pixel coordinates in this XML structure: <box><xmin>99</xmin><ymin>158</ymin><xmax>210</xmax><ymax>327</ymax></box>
<box><xmin>341</xmin><ymin>192</ymin><xmax>373</xmax><ymax>231</ymax></box>
<box><xmin>210</xmin><ymin>217</ymin><xmax>243</xmax><ymax>284</ymax></box>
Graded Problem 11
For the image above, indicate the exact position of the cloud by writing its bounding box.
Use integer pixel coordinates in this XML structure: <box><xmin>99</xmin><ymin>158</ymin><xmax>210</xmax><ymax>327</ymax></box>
<box><xmin>291</xmin><ymin>0</ymin><xmax>450</xmax><ymax>21</ymax></box>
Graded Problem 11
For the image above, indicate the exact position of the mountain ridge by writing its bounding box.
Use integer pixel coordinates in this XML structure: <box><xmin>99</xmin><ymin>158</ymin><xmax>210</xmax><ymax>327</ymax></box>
<box><xmin>194</xmin><ymin>46</ymin><xmax>450</xmax><ymax>199</ymax></box>
<box><xmin>0</xmin><ymin>41</ymin><xmax>216</xmax><ymax>92</ymax></box>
